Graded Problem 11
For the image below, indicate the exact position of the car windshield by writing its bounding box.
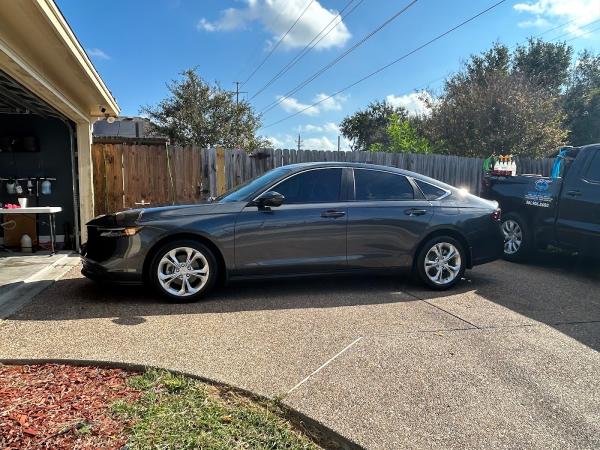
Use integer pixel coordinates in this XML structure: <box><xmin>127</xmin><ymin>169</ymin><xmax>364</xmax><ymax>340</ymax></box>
<box><xmin>215</xmin><ymin>166</ymin><xmax>291</xmax><ymax>203</ymax></box>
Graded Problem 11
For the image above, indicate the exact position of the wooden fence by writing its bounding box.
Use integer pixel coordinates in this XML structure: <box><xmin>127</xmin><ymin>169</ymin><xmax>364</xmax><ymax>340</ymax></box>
<box><xmin>91</xmin><ymin>143</ymin><xmax>554</xmax><ymax>215</ymax></box>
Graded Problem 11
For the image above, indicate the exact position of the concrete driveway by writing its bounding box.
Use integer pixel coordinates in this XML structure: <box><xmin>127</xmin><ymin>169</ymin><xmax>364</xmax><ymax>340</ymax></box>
<box><xmin>1</xmin><ymin>254</ymin><xmax>599</xmax><ymax>449</ymax></box>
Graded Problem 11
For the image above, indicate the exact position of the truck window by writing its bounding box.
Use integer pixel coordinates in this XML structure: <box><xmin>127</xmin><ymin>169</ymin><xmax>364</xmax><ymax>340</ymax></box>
<box><xmin>584</xmin><ymin>152</ymin><xmax>600</xmax><ymax>183</ymax></box>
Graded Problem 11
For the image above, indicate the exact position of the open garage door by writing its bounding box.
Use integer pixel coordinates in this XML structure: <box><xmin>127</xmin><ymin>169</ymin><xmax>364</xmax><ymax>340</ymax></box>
<box><xmin>0</xmin><ymin>68</ymin><xmax>80</xmax><ymax>252</ymax></box>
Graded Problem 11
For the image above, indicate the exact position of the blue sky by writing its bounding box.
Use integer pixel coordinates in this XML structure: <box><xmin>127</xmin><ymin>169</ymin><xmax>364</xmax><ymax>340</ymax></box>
<box><xmin>58</xmin><ymin>0</ymin><xmax>600</xmax><ymax>150</ymax></box>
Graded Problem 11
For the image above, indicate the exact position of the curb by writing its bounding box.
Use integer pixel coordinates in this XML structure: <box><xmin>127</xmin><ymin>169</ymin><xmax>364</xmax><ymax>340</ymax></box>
<box><xmin>0</xmin><ymin>357</ymin><xmax>364</xmax><ymax>450</ymax></box>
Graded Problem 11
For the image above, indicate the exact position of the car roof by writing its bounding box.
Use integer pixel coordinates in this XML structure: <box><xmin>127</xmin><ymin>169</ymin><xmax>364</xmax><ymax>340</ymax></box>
<box><xmin>285</xmin><ymin>161</ymin><xmax>415</xmax><ymax>176</ymax></box>
<box><xmin>282</xmin><ymin>161</ymin><xmax>452</xmax><ymax>188</ymax></box>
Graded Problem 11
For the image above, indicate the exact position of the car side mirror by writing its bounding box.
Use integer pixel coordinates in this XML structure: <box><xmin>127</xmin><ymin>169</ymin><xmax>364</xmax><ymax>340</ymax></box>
<box><xmin>257</xmin><ymin>191</ymin><xmax>285</xmax><ymax>208</ymax></box>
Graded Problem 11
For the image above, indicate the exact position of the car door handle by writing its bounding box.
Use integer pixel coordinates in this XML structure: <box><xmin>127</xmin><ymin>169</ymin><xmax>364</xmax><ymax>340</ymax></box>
<box><xmin>321</xmin><ymin>210</ymin><xmax>345</xmax><ymax>218</ymax></box>
<box><xmin>404</xmin><ymin>208</ymin><xmax>427</xmax><ymax>216</ymax></box>
<box><xmin>566</xmin><ymin>190</ymin><xmax>582</xmax><ymax>197</ymax></box>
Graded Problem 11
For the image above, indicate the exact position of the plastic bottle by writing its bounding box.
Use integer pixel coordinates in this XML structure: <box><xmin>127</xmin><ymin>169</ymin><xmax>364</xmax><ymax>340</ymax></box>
<box><xmin>21</xmin><ymin>234</ymin><xmax>32</xmax><ymax>253</ymax></box>
<box><xmin>493</xmin><ymin>158</ymin><xmax>500</xmax><ymax>173</ymax></box>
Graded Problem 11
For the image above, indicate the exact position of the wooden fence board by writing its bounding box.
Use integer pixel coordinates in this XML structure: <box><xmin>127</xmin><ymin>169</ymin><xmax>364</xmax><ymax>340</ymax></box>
<box><xmin>92</xmin><ymin>143</ymin><xmax>555</xmax><ymax>213</ymax></box>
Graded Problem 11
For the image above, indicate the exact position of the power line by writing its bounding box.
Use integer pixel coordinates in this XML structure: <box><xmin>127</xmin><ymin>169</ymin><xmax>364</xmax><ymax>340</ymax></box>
<box><xmin>250</xmin><ymin>0</ymin><xmax>364</xmax><ymax>100</ymax></box>
<box><xmin>259</xmin><ymin>0</ymin><xmax>419</xmax><ymax>115</ymax></box>
<box><xmin>349</xmin><ymin>16</ymin><xmax>600</xmax><ymax>124</ymax></box>
<box><xmin>547</xmin><ymin>18</ymin><xmax>600</xmax><ymax>42</ymax></box>
<box><xmin>534</xmin><ymin>17</ymin><xmax>578</xmax><ymax>39</ymax></box>
<box><xmin>241</xmin><ymin>0</ymin><xmax>315</xmax><ymax>87</ymax></box>
<box><xmin>260</xmin><ymin>0</ymin><xmax>507</xmax><ymax>129</ymax></box>
<box><xmin>564</xmin><ymin>23</ymin><xmax>600</xmax><ymax>42</ymax></box>
<box><xmin>407</xmin><ymin>17</ymin><xmax>600</xmax><ymax>94</ymax></box>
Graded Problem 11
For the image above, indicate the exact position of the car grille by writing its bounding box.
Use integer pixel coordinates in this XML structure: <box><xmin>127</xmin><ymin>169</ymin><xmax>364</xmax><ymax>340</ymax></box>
<box><xmin>85</xmin><ymin>226</ymin><xmax>117</xmax><ymax>262</ymax></box>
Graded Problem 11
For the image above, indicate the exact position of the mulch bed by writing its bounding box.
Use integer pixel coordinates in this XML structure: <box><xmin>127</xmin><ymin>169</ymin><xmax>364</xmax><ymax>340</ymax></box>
<box><xmin>0</xmin><ymin>364</ymin><xmax>142</xmax><ymax>449</ymax></box>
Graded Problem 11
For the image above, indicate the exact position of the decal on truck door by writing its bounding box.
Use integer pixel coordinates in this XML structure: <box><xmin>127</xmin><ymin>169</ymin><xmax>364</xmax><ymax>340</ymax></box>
<box><xmin>524</xmin><ymin>178</ymin><xmax>554</xmax><ymax>208</ymax></box>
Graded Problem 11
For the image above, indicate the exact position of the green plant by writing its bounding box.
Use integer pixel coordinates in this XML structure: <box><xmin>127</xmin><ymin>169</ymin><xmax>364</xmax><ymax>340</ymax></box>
<box><xmin>112</xmin><ymin>370</ymin><xmax>321</xmax><ymax>450</ymax></box>
<box><xmin>385</xmin><ymin>114</ymin><xmax>432</xmax><ymax>154</ymax></box>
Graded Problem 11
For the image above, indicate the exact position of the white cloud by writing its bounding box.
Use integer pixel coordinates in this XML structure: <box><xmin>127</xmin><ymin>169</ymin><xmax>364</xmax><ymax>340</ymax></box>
<box><xmin>302</xmin><ymin>122</ymin><xmax>339</xmax><ymax>133</ymax></box>
<box><xmin>197</xmin><ymin>18</ymin><xmax>217</xmax><ymax>32</ymax></box>
<box><xmin>267</xmin><ymin>130</ymin><xmax>350</xmax><ymax>151</ymax></box>
<box><xmin>87</xmin><ymin>48</ymin><xmax>110</xmax><ymax>60</ymax></box>
<box><xmin>266</xmin><ymin>135</ymin><xmax>285</xmax><ymax>148</ymax></box>
<box><xmin>303</xmin><ymin>136</ymin><xmax>336</xmax><ymax>150</ymax></box>
<box><xmin>386</xmin><ymin>91</ymin><xmax>432</xmax><ymax>116</ymax></box>
<box><xmin>266</xmin><ymin>134</ymin><xmax>296</xmax><ymax>148</ymax></box>
<box><xmin>277</xmin><ymin>96</ymin><xmax>320</xmax><ymax>116</ymax></box>
<box><xmin>518</xmin><ymin>17</ymin><xmax>550</xmax><ymax>28</ymax></box>
<box><xmin>303</xmin><ymin>124</ymin><xmax>323</xmax><ymax>132</ymax></box>
<box><xmin>277</xmin><ymin>93</ymin><xmax>346</xmax><ymax>116</ymax></box>
<box><xmin>198</xmin><ymin>0</ymin><xmax>351</xmax><ymax>49</ymax></box>
<box><xmin>514</xmin><ymin>0</ymin><xmax>600</xmax><ymax>36</ymax></box>
<box><xmin>314</xmin><ymin>93</ymin><xmax>347</xmax><ymax>111</ymax></box>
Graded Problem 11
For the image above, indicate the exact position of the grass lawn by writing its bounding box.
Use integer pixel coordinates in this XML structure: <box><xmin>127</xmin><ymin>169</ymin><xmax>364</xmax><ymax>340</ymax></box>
<box><xmin>1</xmin><ymin>364</ymin><xmax>337</xmax><ymax>449</ymax></box>
<box><xmin>112</xmin><ymin>369</ymin><xmax>323</xmax><ymax>450</ymax></box>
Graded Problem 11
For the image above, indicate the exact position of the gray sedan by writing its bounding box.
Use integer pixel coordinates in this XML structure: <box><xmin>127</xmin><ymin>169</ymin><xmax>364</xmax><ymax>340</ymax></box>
<box><xmin>82</xmin><ymin>162</ymin><xmax>503</xmax><ymax>302</ymax></box>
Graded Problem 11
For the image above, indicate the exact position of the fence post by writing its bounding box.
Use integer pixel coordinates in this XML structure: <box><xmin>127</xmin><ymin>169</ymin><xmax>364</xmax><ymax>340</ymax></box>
<box><xmin>216</xmin><ymin>147</ymin><xmax>226</xmax><ymax>196</ymax></box>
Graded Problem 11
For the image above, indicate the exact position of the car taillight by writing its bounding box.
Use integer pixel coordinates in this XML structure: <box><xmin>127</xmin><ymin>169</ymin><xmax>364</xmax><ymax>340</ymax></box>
<box><xmin>491</xmin><ymin>208</ymin><xmax>501</xmax><ymax>222</ymax></box>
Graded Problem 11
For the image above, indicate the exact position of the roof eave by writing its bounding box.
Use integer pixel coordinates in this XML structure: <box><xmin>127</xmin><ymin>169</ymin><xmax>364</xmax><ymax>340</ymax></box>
<box><xmin>33</xmin><ymin>0</ymin><xmax>120</xmax><ymax>117</ymax></box>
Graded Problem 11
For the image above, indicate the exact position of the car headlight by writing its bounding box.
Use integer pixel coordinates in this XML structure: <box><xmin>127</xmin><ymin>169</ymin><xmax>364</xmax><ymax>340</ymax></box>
<box><xmin>99</xmin><ymin>226</ymin><xmax>142</xmax><ymax>238</ymax></box>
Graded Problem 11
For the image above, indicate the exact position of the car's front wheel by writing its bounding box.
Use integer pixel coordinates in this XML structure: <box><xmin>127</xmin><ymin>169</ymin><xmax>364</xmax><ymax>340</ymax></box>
<box><xmin>150</xmin><ymin>240</ymin><xmax>217</xmax><ymax>302</ymax></box>
<box><xmin>416</xmin><ymin>236</ymin><xmax>466</xmax><ymax>290</ymax></box>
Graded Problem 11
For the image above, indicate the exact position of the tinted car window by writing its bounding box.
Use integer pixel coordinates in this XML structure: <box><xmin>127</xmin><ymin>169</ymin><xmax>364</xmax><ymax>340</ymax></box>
<box><xmin>217</xmin><ymin>166</ymin><xmax>290</xmax><ymax>202</ymax></box>
<box><xmin>415</xmin><ymin>179</ymin><xmax>449</xmax><ymax>200</ymax></box>
<box><xmin>584</xmin><ymin>152</ymin><xmax>600</xmax><ymax>183</ymax></box>
<box><xmin>273</xmin><ymin>168</ymin><xmax>342</xmax><ymax>204</ymax></box>
<box><xmin>354</xmin><ymin>170</ymin><xmax>414</xmax><ymax>201</ymax></box>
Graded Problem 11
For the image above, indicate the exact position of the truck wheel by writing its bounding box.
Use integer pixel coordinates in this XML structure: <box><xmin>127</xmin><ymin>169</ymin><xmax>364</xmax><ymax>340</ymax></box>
<box><xmin>150</xmin><ymin>240</ymin><xmax>217</xmax><ymax>302</ymax></box>
<box><xmin>501</xmin><ymin>213</ymin><xmax>530</xmax><ymax>262</ymax></box>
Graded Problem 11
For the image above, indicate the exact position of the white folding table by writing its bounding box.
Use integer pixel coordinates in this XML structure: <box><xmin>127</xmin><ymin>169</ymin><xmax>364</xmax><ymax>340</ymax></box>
<box><xmin>0</xmin><ymin>206</ymin><xmax>62</xmax><ymax>254</ymax></box>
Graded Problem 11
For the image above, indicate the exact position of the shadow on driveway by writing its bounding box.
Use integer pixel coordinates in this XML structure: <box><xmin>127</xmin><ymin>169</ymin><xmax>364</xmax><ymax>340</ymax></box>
<box><xmin>403</xmin><ymin>251</ymin><xmax>600</xmax><ymax>351</ymax></box>
<box><xmin>7</xmin><ymin>251</ymin><xmax>600</xmax><ymax>351</ymax></box>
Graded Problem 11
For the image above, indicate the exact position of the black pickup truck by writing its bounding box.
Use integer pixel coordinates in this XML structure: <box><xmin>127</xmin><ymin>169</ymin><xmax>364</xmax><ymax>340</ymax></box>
<box><xmin>482</xmin><ymin>143</ymin><xmax>600</xmax><ymax>261</ymax></box>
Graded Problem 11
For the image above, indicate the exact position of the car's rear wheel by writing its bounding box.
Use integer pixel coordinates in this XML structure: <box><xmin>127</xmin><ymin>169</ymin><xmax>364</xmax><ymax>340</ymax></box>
<box><xmin>416</xmin><ymin>236</ymin><xmax>466</xmax><ymax>290</ymax></box>
<box><xmin>501</xmin><ymin>213</ymin><xmax>530</xmax><ymax>262</ymax></box>
<box><xmin>150</xmin><ymin>240</ymin><xmax>217</xmax><ymax>302</ymax></box>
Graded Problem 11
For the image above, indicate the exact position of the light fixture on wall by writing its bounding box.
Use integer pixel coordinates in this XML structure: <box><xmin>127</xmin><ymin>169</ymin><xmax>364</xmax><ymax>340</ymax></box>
<box><xmin>100</xmin><ymin>105</ymin><xmax>116</xmax><ymax>123</ymax></box>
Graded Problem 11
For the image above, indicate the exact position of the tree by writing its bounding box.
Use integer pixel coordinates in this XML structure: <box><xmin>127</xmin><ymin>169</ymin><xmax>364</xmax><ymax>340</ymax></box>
<box><xmin>423</xmin><ymin>42</ymin><xmax>568</xmax><ymax>157</ymax></box>
<box><xmin>141</xmin><ymin>69</ymin><xmax>268</xmax><ymax>150</ymax></box>
<box><xmin>513</xmin><ymin>38</ymin><xmax>572</xmax><ymax>94</ymax></box>
<box><xmin>340</xmin><ymin>100</ymin><xmax>407</xmax><ymax>151</ymax></box>
<box><xmin>369</xmin><ymin>113</ymin><xmax>431</xmax><ymax>153</ymax></box>
<box><xmin>563</xmin><ymin>50</ymin><xmax>600</xmax><ymax>146</ymax></box>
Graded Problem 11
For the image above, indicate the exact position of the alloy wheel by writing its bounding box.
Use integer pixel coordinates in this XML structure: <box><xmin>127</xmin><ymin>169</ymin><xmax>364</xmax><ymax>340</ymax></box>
<box><xmin>502</xmin><ymin>219</ymin><xmax>523</xmax><ymax>255</ymax></box>
<box><xmin>424</xmin><ymin>242</ymin><xmax>462</xmax><ymax>285</ymax></box>
<box><xmin>157</xmin><ymin>247</ymin><xmax>210</xmax><ymax>297</ymax></box>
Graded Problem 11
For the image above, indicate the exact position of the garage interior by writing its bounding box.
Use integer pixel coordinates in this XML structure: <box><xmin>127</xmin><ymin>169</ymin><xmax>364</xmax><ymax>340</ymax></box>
<box><xmin>0</xmin><ymin>68</ymin><xmax>79</xmax><ymax>253</ymax></box>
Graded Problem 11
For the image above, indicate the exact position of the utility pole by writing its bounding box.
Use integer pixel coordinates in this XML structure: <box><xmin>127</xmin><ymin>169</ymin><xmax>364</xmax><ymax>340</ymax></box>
<box><xmin>232</xmin><ymin>81</ymin><xmax>248</xmax><ymax>149</ymax></box>
<box><xmin>297</xmin><ymin>134</ymin><xmax>302</xmax><ymax>151</ymax></box>
<box><xmin>337</xmin><ymin>135</ymin><xmax>341</xmax><ymax>152</ymax></box>
<box><xmin>232</xmin><ymin>81</ymin><xmax>247</xmax><ymax>105</ymax></box>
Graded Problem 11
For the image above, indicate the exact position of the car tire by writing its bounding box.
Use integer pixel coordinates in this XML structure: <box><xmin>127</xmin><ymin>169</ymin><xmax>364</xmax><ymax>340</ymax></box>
<box><xmin>501</xmin><ymin>213</ymin><xmax>530</xmax><ymax>262</ymax></box>
<box><xmin>416</xmin><ymin>236</ymin><xmax>466</xmax><ymax>290</ymax></box>
<box><xmin>150</xmin><ymin>239</ymin><xmax>217</xmax><ymax>302</ymax></box>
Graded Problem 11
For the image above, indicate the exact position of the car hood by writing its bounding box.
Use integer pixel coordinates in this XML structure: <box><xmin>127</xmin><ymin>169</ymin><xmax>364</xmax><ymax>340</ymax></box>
<box><xmin>87</xmin><ymin>201</ymin><xmax>248</xmax><ymax>226</ymax></box>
